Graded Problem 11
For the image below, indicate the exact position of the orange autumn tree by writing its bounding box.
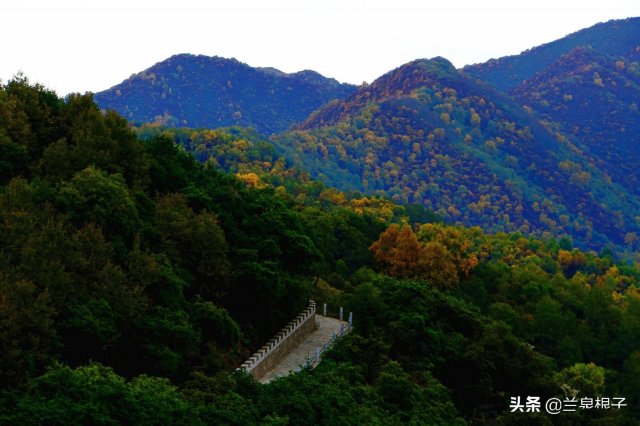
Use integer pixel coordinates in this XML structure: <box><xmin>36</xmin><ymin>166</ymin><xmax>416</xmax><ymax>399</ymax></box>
<box><xmin>370</xmin><ymin>224</ymin><xmax>465</xmax><ymax>289</ymax></box>
<box><xmin>370</xmin><ymin>224</ymin><xmax>423</xmax><ymax>279</ymax></box>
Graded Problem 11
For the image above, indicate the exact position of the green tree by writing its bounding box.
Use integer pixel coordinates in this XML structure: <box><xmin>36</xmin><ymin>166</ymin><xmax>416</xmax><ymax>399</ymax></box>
<box><xmin>0</xmin><ymin>132</ymin><xmax>29</xmax><ymax>183</ymax></box>
<box><xmin>155</xmin><ymin>193</ymin><xmax>230</xmax><ymax>300</ymax></box>
<box><xmin>554</xmin><ymin>362</ymin><xmax>605</xmax><ymax>398</ymax></box>
<box><xmin>0</xmin><ymin>278</ymin><xmax>56</xmax><ymax>388</ymax></box>
<box><xmin>58</xmin><ymin>166</ymin><xmax>141</xmax><ymax>243</ymax></box>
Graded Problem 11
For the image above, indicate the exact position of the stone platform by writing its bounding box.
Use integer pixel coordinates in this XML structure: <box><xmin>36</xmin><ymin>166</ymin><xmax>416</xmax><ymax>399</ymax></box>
<box><xmin>259</xmin><ymin>315</ymin><xmax>348</xmax><ymax>383</ymax></box>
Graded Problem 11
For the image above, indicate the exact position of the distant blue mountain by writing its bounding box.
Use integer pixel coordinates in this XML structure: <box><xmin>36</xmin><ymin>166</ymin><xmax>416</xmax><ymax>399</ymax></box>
<box><xmin>463</xmin><ymin>17</ymin><xmax>640</xmax><ymax>91</ymax></box>
<box><xmin>512</xmin><ymin>45</ymin><xmax>640</xmax><ymax>193</ymax></box>
<box><xmin>94</xmin><ymin>54</ymin><xmax>357</xmax><ymax>134</ymax></box>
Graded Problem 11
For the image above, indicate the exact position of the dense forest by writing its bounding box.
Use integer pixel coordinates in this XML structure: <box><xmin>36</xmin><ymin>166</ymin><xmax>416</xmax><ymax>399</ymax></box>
<box><xmin>93</xmin><ymin>54</ymin><xmax>356</xmax><ymax>135</ymax></box>
<box><xmin>93</xmin><ymin>18</ymin><xmax>640</xmax><ymax>263</ymax></box>
<box><xmin>463</xmin><ymin>17</ymin><xmax>639</xmax><ymax>91</ymax></box>
<box><xmin>512</xmin><ymin>46</ymin><xmax>640</xmax><ymax>193</ymax></box>
<box><xmin>2</xmin><ymin>77</ymin><xmax>640</xmax><ymax>425</ymax></box>
<box><xmin>276</xmin><ymin>56</ymin><xmax>640</xmax><ymax>258</ymax></box>
<box><xmin>129</xmin><ymin>51</ymin><xmax>640</xmax><ymax>261</ymax></box>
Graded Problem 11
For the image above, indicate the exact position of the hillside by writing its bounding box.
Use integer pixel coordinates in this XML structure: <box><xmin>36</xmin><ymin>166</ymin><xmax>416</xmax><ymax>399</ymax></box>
<box><xmin>463</xmin><ymin>17</ymin><xmax>640</xmax><ymax>92</ymax></box>
<box><xmin>512</xmin><ymin>46</ymin><xmax>640</xmax><ymax>193</ymax></box>
<box><xmin>4</xmin><ymin>76</ymin><xmax>640</xmax><ymax>426</ymax></box>
<box><xmin>93</xmin><ymin>54</ymin><xmax>356</xmax><ymax>134</ymax></box>
<box><xmin>277</xmin><ymin>57</ymin><xmax>640</xmax><ymax>254</ymax></box>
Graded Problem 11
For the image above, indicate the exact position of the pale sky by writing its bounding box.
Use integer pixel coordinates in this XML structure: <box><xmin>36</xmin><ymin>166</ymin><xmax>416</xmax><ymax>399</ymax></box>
<box><xmin>2</xmin><ymin>0</ymin><xmax>639</xmax><ymax>96</ymax></box>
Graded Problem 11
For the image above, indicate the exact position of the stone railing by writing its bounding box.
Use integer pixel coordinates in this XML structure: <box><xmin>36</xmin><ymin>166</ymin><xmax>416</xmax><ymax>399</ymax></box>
<box><xmin>237</xmin><ymin>300</ymin><xmax>316</xmax><ymax>380</ymax></box>
<box><xmin>299</xmin><ymin>309</ymin><xmax>352</xmax><ymax>371</ymax></box>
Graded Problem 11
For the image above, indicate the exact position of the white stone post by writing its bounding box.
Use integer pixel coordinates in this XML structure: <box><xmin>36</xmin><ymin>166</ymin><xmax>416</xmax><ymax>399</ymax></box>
<box><xmin>339</xmin><ymin>307</ymin><xmax>343</xmax><ymax>321</ymax></box>
<box><xmin>323</xmin><ymin>303</ymin><xmax>327</xmax><ymax>317</ymax></box>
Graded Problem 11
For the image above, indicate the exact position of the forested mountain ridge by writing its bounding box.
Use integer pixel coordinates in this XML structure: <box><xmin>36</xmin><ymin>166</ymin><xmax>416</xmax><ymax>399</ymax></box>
<box><xmin>89</xmin><ymin>18</ymin><xmax>640</xmax><ymax>258</ymax></box>
<box><xmin>3</xmin><ymin>77</ymin><xmax>640</xmax><ymax>425</ymax></box>
<box><xmin>276</xmin><ymin>57</ymin><xmax>640</xmax><ymax>255</ymax></box>
<box><xmin>3</xmin><ymin>18</ymin><xmax>640</xmax><ymax>424</ymax></box>
<box><xmin>463</xmin><ymin>17</ymin><xmax>640</xmax><ymax>91</ymax></box>
<box><xmin>94</xmin><ymin>54</ymin><xmax>357</xmax><ymax>134</ymax></box>
<box><xmin>512</xmin><ymin>46</ymin><xmax>640</xmax><ymax>193</ymax></box>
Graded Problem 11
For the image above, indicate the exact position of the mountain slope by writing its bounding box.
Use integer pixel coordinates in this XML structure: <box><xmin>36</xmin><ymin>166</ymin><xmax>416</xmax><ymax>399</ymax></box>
<box><xmin>277</xmin><ymin>57</ymin><xmax>640</xmax><ymax>253</ymax></box>
<box><xmin>94</xmin><ymin>54</ymin><xmax>356</xmax><ymax>134</ymax></box>
<box><xmin>512</xmin><ymin>46</ymin><xmax>640</xmax><ymax>193</ymax></box>
<box><xmin>463</xmin><ymin>17</ymin><xmax>640</xmax><ymax>92</ymax></box>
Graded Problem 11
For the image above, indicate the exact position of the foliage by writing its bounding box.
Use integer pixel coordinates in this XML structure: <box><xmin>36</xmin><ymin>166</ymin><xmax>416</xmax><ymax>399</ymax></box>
<box><xmin>0</xmin><ymin>77</ymin><xmax>343</xmax><ymax>385</ymax></box>
<box><xmin>275</xmin><ymin>56</ymin><xmax>640</xmax><ymax>258</ymax></box>
<box><xmin>463</xmin><ymin>17</ymin><xmax>640</xmax><ymax>91</ymax></box>
<box><xmin>513</xmin><ymin>46</ymin><xmax>640</xmax><ymax>204</ymax></box>
<box><xmin>3</xmin><ymin>75</ymin><xmax>640</xmax><ymax>425</ymax></box>
<box><xmin>94</xmin><ymin>54</ymin><xmax>356</xmax><ymax>135</ymax></box>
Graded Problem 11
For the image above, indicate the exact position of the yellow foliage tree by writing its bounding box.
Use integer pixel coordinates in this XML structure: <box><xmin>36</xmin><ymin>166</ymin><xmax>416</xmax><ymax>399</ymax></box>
<box><xmin>370</xmin><ymin>224</ymin><xmax>423</xmax><ymax>279</ymax></box>
<box><xmin>236</xmin><ymin>172</ymin><xmax>265</xmax><ymax>189</ymax></box>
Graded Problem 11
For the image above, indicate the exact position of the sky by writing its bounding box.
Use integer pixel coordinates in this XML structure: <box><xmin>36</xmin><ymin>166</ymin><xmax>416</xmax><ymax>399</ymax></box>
<box><xmin>2</xmin><ymin>0</ymin><xmax>639</xmax><ymax>96</ymax></box>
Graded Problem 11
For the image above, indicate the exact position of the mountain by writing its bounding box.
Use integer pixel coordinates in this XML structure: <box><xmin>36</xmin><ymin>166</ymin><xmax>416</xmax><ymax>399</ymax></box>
<box><xmin>512</xmin><ymin>46</ymin><xmax>640</xmax><ymax>193</ymax></box>
<box><xmin>276</xmin><ymin>57</ymin><xmax>640</xmax><ymax>253</ymax></box>
<box><xmin>94</xmin><ymin>54</ymin><xmax>357</xmax><ymax>134</ymax></box>
<box><xmin>463</xmin><ymin>17</ymin><xmax>640</xmax><ymax>92</ymax></box>
<box><xmin>6</xmin><ymin>60</ymin><xmax>640</xmax><ymax>426</ymax></box>
<box><xmin>92</xmin><ymin>19</ymin><xmax>640</xmax><ymax>256</ymax></box>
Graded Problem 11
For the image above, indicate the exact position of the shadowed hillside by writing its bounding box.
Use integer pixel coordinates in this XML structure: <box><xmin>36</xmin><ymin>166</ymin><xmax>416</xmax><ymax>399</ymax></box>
<box><xmin>463</xmin><ymin>17</ymin><xmax>640</xmax><ymax>91</ymax></box>
<box><xmin>94</xmin><ymin>54</ymin><xmax>356</xmax><ymax>134</ymax></box>
<box><xmin>276</xmin><ymin>57</ymin><xmax>640</xmax><ymax>253</ymax></box>
<box><xmin>512</xmin><ymin>46</ymin><xmax>640</xmax><ymax>193</ymax></box>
